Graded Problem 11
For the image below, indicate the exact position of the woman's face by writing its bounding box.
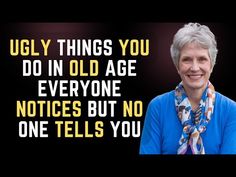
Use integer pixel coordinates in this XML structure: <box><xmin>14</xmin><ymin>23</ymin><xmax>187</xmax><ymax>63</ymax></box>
<box><xmin>177</xmin><ymin>42</ymin><xmax>212</xmax><ymax>92</ymax></box>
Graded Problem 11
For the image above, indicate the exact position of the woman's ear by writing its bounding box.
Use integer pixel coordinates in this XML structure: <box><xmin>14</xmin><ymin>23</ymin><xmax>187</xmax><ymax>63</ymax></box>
<box><xmin>176</xmin><ymin>64</ymin><xmax>180</xmax><ymax>74</ymax></box>
<box><xmin>210</xmin><ymin>61</ymin><xmax>214</xmax><ymax>73</ymax></box>
<box><xmin>210</xmin><ymin>66</ymin><xmax>213</xmax><ymax>73</ymax></box>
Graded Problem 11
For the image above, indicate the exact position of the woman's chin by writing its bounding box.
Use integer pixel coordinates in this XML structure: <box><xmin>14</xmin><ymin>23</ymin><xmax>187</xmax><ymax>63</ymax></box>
<box><xmin>183</xmin><ymin>79</ymin><xmax>207</xmax><ymax>90</ymax></box>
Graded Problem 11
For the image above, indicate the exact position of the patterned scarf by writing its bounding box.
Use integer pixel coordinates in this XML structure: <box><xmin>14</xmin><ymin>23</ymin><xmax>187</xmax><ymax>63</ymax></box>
<box><xmin>175</xmin><ymin>81</ymin><xmax>215</xmax><ymax>154</ymax></box>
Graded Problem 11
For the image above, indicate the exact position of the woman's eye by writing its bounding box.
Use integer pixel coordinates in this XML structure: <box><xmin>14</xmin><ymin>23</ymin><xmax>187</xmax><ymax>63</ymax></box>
<box><xmin>182</xmin><ymin>58</ymin><xmax>191</xmax><ymax>62</ymax></box>
<box><xmin>199</xmin><ymin>57</ymin><xmax>207</xmax><ymax>62</ymax></box>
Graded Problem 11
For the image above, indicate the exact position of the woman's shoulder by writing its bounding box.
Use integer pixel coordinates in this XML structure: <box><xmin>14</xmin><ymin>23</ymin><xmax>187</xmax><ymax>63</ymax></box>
<box><xmin>215</xmin><ymin>92</ymin><xmax>236</xmax><ymax>108</ymax></box>
<box><xmin>215</xmin><ymin>92</ymin><xmax>236</xmax><ymax>119</ymax></box>
<box><xmin>149</xmin><ymin>90</ymin><xmax>175</xmax><ymax>106</ymax></box>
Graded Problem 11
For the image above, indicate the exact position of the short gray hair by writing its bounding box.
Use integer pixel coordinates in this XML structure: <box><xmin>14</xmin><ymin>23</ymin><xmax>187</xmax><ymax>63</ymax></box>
<box><xmin>170</xmin><ymin>23</ymin><xmax>218</xmax><ymax>68</ymax></box>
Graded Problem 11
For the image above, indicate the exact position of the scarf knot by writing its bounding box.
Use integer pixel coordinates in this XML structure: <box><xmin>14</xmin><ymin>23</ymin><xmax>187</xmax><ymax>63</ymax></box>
<box><xmin>175</xmin><ymin>82</ymin><xmax>215</xmax><ymax>154</ymax></box>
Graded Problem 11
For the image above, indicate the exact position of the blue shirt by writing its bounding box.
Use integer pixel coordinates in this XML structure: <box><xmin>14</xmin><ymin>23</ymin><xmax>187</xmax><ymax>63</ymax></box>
<box><xmin>139</xmin><ymin>91</ymin><xmax>236</xmax><ymax>154</ymax></box>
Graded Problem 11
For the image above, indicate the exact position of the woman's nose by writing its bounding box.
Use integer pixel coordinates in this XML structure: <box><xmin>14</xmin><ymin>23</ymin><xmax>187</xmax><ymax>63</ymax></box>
<box><xmin>190</xmin><ymin>60</ymin><xmax>200</xmax><ymax>71</ymax></box>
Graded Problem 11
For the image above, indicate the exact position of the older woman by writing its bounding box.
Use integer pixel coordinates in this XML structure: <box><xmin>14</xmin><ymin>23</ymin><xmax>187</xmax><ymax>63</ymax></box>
<box><xmin>139</xmin><ymin>23</ymin><xmax>236</xmax><ymax>154</ymax></box>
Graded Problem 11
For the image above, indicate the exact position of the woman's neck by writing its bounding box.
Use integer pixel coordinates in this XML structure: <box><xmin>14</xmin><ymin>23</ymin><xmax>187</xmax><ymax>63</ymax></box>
<box><xmin>184</xmin><ymin>85</ymin><xmax>206</xmax><ymax>111</ymax></box>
